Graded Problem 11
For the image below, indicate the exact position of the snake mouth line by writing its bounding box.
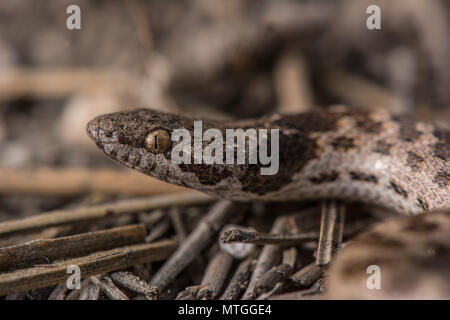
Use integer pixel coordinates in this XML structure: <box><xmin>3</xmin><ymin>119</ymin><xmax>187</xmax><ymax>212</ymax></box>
<box><xmin>86</xmin><ymin>118</ymin><xmax>120</xmax><ymax>148</ymax></box>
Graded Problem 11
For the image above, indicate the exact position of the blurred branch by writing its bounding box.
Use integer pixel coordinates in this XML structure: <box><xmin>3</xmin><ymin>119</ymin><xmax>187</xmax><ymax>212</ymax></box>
<box><xmin>274</xmin><ymin>51</ymin><xmax>314</xmax><ymax>113</ymax></box>
<box><xmin>221</xmin><ymin>227</ymin><xmax>318</xmax><ymax>245</ymax></box>
<box><xmin>0</xmin><ymin>191</ymin><xmax>214</xmax><ymax>237</ymax></box>
<box><xmin>149</xmin><ymin>201</ymin><xmax>237</xmax><ymax>297</ymax></box>
<box><xmin>0</xmin><ymin>167</ymin><xmax>187</xmax><ymax>196</ymax></box>
<box><xmin>126</xmin><ymin>0</ymin><xmax>154</xmax><ymax>52</ymax></box>
<box><xmin>322</xmin><ymin>69</ymin><xmax>404</xmax><ymax>113</ymax></box>
<box><xmin>0</xmin><ymin>239</ymin><xmax>176</xmax><ymax>296</ymax></box>
<box><xmin>0</xmin><ymin>224</ymin><xmax>147</xmax><ymax>271</ymax></box>
<box><xmin>0</xmin><ymin>69</ymin><xmax>125</xmax><ymax>100</ymax></box>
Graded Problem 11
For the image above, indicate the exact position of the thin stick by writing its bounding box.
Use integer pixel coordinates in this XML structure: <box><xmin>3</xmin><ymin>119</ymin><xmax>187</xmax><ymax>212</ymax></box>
<box><xmin>274</xmin><ymin>51</ymin><xmax>314</xmax><ymax>113</ymax></box>
<box><xmin>333</xmin><ymin>202</ymin><xmax>346</xmax><ymax>254</ymax></box>
<box><xmin>0</xmin><ymin>191</ymin><xmax>213</xmax><ymax>237</ymax></box>
<box><xmin>0</xmin><ymin>167</ymin><xmax>188</xmax><ymax>196</ymax></box>
<box><xmin>242</xmin><ymin>217</ymin><xmax>285</xmax><ymax>300</ymax></box>
<box><xmin>269</xmin><ymin>279</ymin><xmax>324</xmax><ymax>300</ymax></box>
<box><xmin>4</xmin><ymin>292</ymin><xmax>27</xmax><ymax>300</ymax></box>
<box><xmin>125</xmin><ymin>0</ymin><xmax>154</xmax><ymax>51</ymax></box>
<box><xmin>256</xmin><ymin>282</ymin><xmax>284</xmax><ymax>300</ymax></box>
<box><xmin>78</xmin><ymin>281</ymin><xmax>101</xmax><ymax>300</ymax></box>
<box><xmin>168</xmin><ymin>208</ymin><xmax>187</xmax><ymax>240</ymax></box>
<box><xmin>322</xmin><ymin>69</ymin><xmax>404</xmax><ymax>113</ymax></box>
<box><xmin>138</xmin><ymin>209</ymin><xmax>165</xmax><ymax>226</ymax></box>
<box><xmin>254</xmin><ymin>247</ymin><xmax>297</xmax><ymax>296</ymax></box>
<box><xmin>0</xmin><ymin>225</ymin><xmax>71</xmax><ymax>248</ymax></box>
<box><xmin>145</xmin><ymin>218</ymin><xmax>171</xmax><ymax>243</ymax></box>
<box><xmin>315</xmin><ymin>200</ymin><xmax>345</xmax><ymax>266</ymax></box>
<box><xmin>282</xmin><ymin>247</ymin><xmax>298</xmax><ymax>267</ymax></box>
<box><xmin>149</xmin><ymin>201</ymin><xmax>236</xmax><ymax>298</ymax></box>
<box><xmin>0</xmin><ymin>69</ymin><xmax>125</xmax><ymax>100</ymax></box>
<box><xmin>110</xmin><ymin>271</ymin><xmax>152</xmax><ymax>298</ymax></box>
<box><xmin>0</xmin><ymin>224</ymin><xmax>147</xmax><ymax>271</ymax></box>
<box><xmin>0</xmin><ymin>239</ymin><xmax>176</xmax><ymax>296</ymax></box>
<box><xmin>48</xmin><ymin>283</ymin><xmax>69</xmax><ymax>300</ymax></box>
<box><xmin>90</xmin><ymin>276</ymin><xmax>129</xmax><ymax>300</ymax></box>
<box><xmin>65</xmin><ymin>278</ymin><xmax>89</xmax><ymax>300</ymax></box>
<box><xmin>197</xmin><ymin>251</ymin><xmax>234</xmax><ymax>300</ymax></box>
<box><xmin>220</xmin><ymin>257</ymin><xmax>255</xmax><ymax>300</ymax></box>
<box><xmin>316</xmin><ymin>200</ymin><xmax>337</xmax><ymax>266</ymax></box>
<box><xmin>176</xmin><ymin>284</ymin><xmax>207</xmax><ymax>300</ymax></box>
<box><xmin>221</xmin><ymin>227</ymin><xmax>318</xmax><ymax>245</ymax></box>
<box><xmin>169</xmin><ymin>207</ymin><xmax>207</xmax><ymax>281</ymax></box>
<box><xmin>288</xmin><ymin>262</ymin><xmax>323</xmax><ymax>288</ymax></box>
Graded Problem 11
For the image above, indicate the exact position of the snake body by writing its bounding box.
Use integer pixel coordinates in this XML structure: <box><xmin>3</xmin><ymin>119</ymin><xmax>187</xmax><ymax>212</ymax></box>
<box><xmin>87</xmin><ymin>107</ymin><xmax>450</xmax><ymax>215</ymax></box>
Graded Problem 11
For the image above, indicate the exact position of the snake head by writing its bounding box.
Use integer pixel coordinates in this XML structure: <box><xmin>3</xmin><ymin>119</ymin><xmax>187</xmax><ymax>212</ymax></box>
<box><xmin>86</xmin><ymin>108</ymin><xmax>227</xmax><ymax>188</ymax></box>
<box><xmin>86</xmin><ymin>108</ymin><xmax>285</xmax><ymax>200</ymax></box>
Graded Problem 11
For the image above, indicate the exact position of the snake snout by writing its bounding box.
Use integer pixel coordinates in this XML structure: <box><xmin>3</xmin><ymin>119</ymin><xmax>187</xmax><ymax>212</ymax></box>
<box><xmin>86</xmin><ymin>116</ymin><xmax>119</xmax><ymax>148</ymax></box>
<box><xmin>86</xmin><ymin>119</ymin><xmax>99</xmax><ymax>141</ymax></box>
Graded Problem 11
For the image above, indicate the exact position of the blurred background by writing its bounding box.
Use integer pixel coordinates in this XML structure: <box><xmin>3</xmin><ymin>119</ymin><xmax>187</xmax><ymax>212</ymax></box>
<box><xmin>0</xmin><ymin>0</ymin><xmax>449</xmax><ymax>217</ymax></box>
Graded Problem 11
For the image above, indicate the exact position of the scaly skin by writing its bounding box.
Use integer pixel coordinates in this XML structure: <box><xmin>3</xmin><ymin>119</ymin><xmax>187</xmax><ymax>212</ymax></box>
<box><xmin>86</xmin><ymin>107</ymin><xmax>449</xmax><ymax>215</ymax></box>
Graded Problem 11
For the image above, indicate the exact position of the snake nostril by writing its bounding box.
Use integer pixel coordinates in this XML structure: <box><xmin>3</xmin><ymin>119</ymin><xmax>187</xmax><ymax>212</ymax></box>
<box><xmin>97</xmin><ymin>129</ymin><xmax>119</xmax><ymax>144</ymax></box>
<box><xmin>86</xmin><ymin>124</ymin><xmax>99</xmax><ymax>141</ymax></box>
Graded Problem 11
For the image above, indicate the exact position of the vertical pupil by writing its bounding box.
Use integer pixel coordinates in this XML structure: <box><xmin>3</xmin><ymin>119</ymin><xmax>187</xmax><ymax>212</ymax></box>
<box><xmin>154</xmin><ymin>135</ymin><xmax>158</xmax><ymax>150</ymax></box>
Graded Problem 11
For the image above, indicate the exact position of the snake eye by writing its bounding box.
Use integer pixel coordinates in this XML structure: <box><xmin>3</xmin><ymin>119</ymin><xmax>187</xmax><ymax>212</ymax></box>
<box><xmin>145</xmin><ymin>129</ymin><xmax>171</xmax><ymax>153</ymax></box>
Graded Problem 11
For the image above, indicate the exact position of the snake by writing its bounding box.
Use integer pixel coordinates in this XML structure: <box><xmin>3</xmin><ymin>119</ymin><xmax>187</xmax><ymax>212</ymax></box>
<box><xmin>86</xmin><ymin>106</ymin><xmax>449</xmax><ymax>215</ymax></box>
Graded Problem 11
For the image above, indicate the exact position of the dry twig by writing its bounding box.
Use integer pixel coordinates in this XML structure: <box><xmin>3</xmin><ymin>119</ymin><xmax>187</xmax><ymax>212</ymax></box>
<box><xmin>78</xmin><ymin>281</ymin><xmax>101</xmax><ymax>300</ymax></box>
<box><xmin>197</xmin><ymin>251</ymin><xmax>234</xmax><ymax>299</ymax></box>
<box><xmin>0</xmin><ymin>167</ymin><xmax>187</xmax><ymax>196</ymax></box>
<box><xmin>90</xmin><ymin>276</ymin><xmax>129</xmax><ymax>300</ymax></box>
<box><xmin>0</xmin><ymin>239</ymin><xmax>176</xmax><ymax>295</ymax></box>
<box><xmin>274</xmin><ymin>51</ymin><xmax>314</xmax><ymax>113</ymax></box>
<box><xmin>220</xmin><ymin>256</ymin><xmax>255</xmax><ymax>300</ymax></box>
<box><xmin>288</xmin><ymin>262</ymin><xmax>324</xmax><ymax>288</ymax></box>
<box><xmin>110</xmin><ymin>271</ymin><xmax>152</xmax><ymax>298</ymax></box>
<box><xmin>322</xmin><ymin>69</ymin><xmax>404</xmax><ymax>112</ymax></box>
<box><xmin>221</xmin><ymin>227</ymin><xmax>318</xmax><ymax>246</ymax></box>
<box><xmin>145</xmin><ymin>218</ymin><xmax>171</xmax><ymax>243</ymax></box>
<box><xmin>316</xmin><ymin>200</ymin><xmax>345</xmax><ymax>266</ymax></box>
<box><xmin>0</xmin><ymin>69</ymin><xmax>125</xmax><ymax>100</ymax></box>
<box><xmin>254</xmin><ymin>247</ymin><xmax>297</xmax><ymax>297</ymax></box>
<box><xmin>0</xmin><ymin>191</ymin><xmax>213</xmax><ymax>237</ymax></box>
<box><xmin>0</xmin><ymin>224</ymin><xmax>146</xmax><ymax>270</ymax></box>
<box><xmin>242</xmin><ymin>217</ymin><xmax>285</xmax><ymax>299</ymax></box>
<box><xmin>149</xmin><ymin>201</ymin><xmax>238</xmax><ymax>297</ymax></box>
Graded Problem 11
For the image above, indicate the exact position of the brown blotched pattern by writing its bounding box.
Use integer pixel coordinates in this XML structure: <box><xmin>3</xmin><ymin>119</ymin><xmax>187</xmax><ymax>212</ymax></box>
<box><xmin>392</xmin><ymin>115</ymin><xmax>423</xmax><ymax>142</ymax></box>
<box><xmin>373</xmin><ymin>140</ymin><xmax>393</xmax><ymax>155</ymax></box>
<box><xmin>331</xmin><ymin>137</ymin><xmax>357</xmax><ymax>152</ymax></box>
<box><xmin>86</xmin><ymin>107</ymin><xmax>450</xmax><ymax>215</ymax></box>
<box><xmin>434</xmin><ymin>170</ymin><xmax>450</xmax><ymax>188</ymax></box>
<box><xmin>388</xmin><ymin>181</ymin><xmax>408</xmax><ymax>199</ymax></box>
<box><xmin>310</xmin><ymin>171</ymin><xmax>340</xmax><ymax>184</ymax></box>
<box><xmin>349</xmin><ymin>171</ymin><xmax>378</xmax><ymax>184</ymax></box>
<box><xmin>406</xmin><ymin>152</ymin><xmax>425</xmax><ymax>172</ymax></box>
